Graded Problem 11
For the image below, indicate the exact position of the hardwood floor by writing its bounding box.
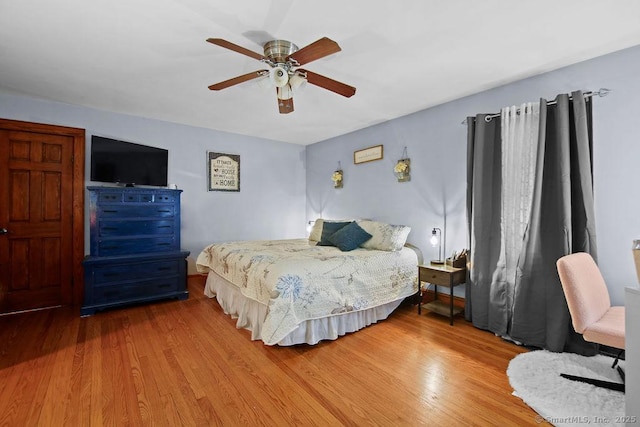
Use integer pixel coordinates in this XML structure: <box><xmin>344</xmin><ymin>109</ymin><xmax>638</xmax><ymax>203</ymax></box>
<box><xmin>0</xmin><ymin>276</ymin><xmax>540</xmax><ymax>426</ymax></box>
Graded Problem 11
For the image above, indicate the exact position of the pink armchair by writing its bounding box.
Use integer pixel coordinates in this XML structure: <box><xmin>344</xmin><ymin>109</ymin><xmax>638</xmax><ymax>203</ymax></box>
<box><xmin>556</xmin><ymin>252</ymin><xmax>625</xmax><ymax>392</ymax></box>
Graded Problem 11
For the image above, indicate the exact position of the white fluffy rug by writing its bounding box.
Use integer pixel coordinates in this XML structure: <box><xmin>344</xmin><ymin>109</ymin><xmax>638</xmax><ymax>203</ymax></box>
<box><xmin>507</xmin><ymin>350</ymin><xmax>626</xmax><ymax>427</ymax></box>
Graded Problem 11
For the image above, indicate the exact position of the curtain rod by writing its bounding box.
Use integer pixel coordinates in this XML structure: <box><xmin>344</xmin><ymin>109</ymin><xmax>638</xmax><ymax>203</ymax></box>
<box><xmin>461</xmin><ymin>88</ymin><xmax>611</xmax><ymax>125</ymax></box>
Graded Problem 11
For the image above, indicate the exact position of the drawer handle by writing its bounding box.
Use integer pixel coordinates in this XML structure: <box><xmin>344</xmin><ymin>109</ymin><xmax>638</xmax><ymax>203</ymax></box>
<box><xmin>158</xmin><ymin>243</ymin><xmax>171</xmax><ymax>246</ymax></box>
<box><xmin>158</xmin><ymin>284</ymin><xmax>172</xmax><ymax>288</ymax></box>
<box><xmin>158</xmin><ymin>225</ymin><xmax>171</xmax><ymax>229</ymax></box>
<box><xmin>158</xmin><ymin>210</ymin><xmax>171</xmax><ymax>213</ymax></box>
<box><xmin>103</xmin><ymin>210</ymin><xmax>119</xmax><ymax>213</ymax></box>
<box><xmin>158</xmin><ymin>267</ymin><xmax>173</xmax><ymax>271</ymax></box>
<box><xmin>102</xmin><ymin>226</ymin><xmax>118</xmax><ymax>230</ymax></box>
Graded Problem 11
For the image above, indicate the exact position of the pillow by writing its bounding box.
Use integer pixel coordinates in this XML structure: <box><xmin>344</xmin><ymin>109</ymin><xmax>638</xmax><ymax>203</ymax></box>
<box><xmin>309</xmin><ymin>218</ymin><xmax>356</xmax><ymax>242</ymax></box>
<box><xmin>317</xmin><ymin>221</ymin><xmax>351</xmax><ymax>246</ymax></box>
<box><xmin>357</xmin><ymin>220</ymin><xmax>411</xmax><ymax>251</ymax></box>
<box><xmin>309</xmin><ymin>219</ymin><xmax>324</xmax><ymax>242</ymax></box>
<box><xmin>327</xmin><ymin>221</ymin><xmax>372</xmax><ymax>251</ymax></box>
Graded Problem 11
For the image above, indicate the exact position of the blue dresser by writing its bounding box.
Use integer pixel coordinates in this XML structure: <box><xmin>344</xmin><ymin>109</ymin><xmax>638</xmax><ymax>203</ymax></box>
<box><xmin>81</xmin><ymin>187</ymin><xmax>189</xmax><ymax>316</ymax></box>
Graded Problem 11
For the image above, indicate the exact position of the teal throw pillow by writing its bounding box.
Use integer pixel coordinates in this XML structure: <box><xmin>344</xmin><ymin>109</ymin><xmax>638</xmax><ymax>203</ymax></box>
<box><xmin>327</xmin><ymin>221</ymin><xmax>372</xmax><ymax>251</ymax></box>
<box><xmin>317</xmin><ymin>221</ymin><xmax>351</xmax><ymax>246</ymax></box>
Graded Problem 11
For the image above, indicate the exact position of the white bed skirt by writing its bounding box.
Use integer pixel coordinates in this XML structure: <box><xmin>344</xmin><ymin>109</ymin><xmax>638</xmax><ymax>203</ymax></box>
<box><xmin>204</xmin><ymin>271</ymin><xmax>403</xmax><ymax>346</ymax></box>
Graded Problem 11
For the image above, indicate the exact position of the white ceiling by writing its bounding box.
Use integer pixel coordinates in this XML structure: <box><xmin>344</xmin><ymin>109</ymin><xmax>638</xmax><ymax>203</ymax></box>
<box><xmin>2</xmin><ymin>1</ymin><xmax>640</xmax><ymax>145</ymax></box>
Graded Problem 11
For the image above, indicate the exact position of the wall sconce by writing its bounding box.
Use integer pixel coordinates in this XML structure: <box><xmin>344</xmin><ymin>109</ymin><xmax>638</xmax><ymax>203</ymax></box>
<box><xmin>430</xmin><ymin>227</ymin><xmax>443</xmax><ymax>265</ymax></box>
<box><xmin>332</xmin><ymin>161</ymin><xmax>343</xmax><ymax>188</ymax></box>
<box><xmin>394</xmin><ymin>146</ymin><xmax>410</xmax><ymax>182</ymax></box>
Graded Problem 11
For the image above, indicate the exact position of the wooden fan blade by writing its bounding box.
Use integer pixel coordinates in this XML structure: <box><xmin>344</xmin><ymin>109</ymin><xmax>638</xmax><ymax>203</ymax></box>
<box><xmin>299</xmin><ymin>69</ymin><xmax>356</xmax><ymax>98</ymax></box>
<box><xmin>287</xmin><ymin>37</ymin><xmax>341</xmax><ymax>66</ymax></box>
<box><xmin>208</xmin><ymin>70</ymin><xmax>268</xmax><ymax>91</ymax></box>
<box><xmin>206</xmin><ymin>38</ymin><xmax>266</xmax><ymax>61</ymax></box>
<box><xmin>278</xmin><ymin>96</ymin><xmax>294</xmax><ymax>114</ymax></box>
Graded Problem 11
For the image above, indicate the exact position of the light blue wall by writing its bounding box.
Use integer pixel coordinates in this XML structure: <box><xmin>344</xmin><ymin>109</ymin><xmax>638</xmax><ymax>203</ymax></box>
<box><xmin>2</xmin><ymin>45</ymin><xmax>639</xmax><ymax>304</ymax></box>
<box><xmin>0</xmin><ymin>93</ymin><xmax>307</xmax><ymax>270</ymax></box>
<box><xmin>306</xmin><ymin>44</ymin><xmax>640</xmax><ymax>305</ymax></box>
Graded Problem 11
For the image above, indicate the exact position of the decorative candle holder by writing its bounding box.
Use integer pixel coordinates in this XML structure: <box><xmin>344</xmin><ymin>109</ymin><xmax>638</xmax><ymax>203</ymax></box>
<box><xmin>331</xmin><ymin>167</ymin><xmax>343</xmax><ymax>188</ymax></box>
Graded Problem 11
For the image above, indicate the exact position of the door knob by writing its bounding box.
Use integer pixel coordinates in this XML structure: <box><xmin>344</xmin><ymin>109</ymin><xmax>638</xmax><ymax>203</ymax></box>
<box><xmin>0</xmin><ymin>228</ymin><xmax>7</xmax><ymax>235</ymax></box>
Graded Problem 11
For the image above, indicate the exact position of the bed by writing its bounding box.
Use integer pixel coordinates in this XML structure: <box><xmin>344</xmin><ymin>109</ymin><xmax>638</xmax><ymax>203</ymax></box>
<box><xmin>195</xmin><ymin>219</ymin><xmax>420</xmax><ymax>346</ymax></box>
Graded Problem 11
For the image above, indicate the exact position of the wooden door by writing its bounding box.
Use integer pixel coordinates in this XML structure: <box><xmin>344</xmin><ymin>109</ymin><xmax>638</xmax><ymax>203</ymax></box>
<box><xmin>0</xmin><ymin>119</ymin><xmax>85</xmax><ymax>313</ymax></box>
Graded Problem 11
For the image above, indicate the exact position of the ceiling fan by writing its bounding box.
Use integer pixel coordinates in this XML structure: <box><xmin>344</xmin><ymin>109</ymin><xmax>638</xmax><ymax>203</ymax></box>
<box><xmin>206</xmin><ymin>37</ymin><xmax>356</xmax><ymax>114</ymax></box>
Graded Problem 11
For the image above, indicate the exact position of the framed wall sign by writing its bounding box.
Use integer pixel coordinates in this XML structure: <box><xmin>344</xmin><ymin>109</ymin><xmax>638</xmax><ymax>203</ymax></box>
<box><xmin>208</xmin><ymin>152</ymin><xmax>240</xmax><ymax>192</ymax></box>
<box><xmin>354</xmin><ymin>144</ymin><xmax>383</xmax><ymax>164</ymax></box>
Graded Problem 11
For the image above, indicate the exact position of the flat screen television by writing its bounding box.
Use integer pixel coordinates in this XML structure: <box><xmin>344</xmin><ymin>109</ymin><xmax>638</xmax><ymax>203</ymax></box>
<box><xmin>90</xmin><ymin>136</ymin><xmax>168</xmax><ymax>187</ymax></box>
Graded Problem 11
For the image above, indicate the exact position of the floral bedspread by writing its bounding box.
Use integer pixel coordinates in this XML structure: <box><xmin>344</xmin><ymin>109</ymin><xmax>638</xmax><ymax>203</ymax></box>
<box><xmin>196</xmin><ymin>239</ymin><xmax>418</xmax><ymax>345</ymax></box>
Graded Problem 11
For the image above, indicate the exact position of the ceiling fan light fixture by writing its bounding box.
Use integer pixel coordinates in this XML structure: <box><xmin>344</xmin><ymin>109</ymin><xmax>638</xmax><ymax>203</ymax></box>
<box><xmin>289</xmin><ymin>73</ymin><xmax>307</xmax><ymax>90</ymax></box>
<box><xmin>277</xmin><ymin>84</ymin><xmax>293</xmax><ymax>100</ymax></box>
<box><xmin>207</xmin><ymin>37</ymin><xmax>355</xmax><ymax>114</ymax></box>
<box><xmin>270</xmin><ymin>66</ymin><xmax>289</xmax><ymax>88</ymax></box>
<box><xmin>256</xmin><ymin>75</ymin><xmax>273</xmax><ymax>91</ymax></box>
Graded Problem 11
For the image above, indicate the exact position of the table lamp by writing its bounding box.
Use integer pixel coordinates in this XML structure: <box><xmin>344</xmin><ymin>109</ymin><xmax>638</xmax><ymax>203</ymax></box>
<box><xmin>430</xmin><ymin>227</ymin><xmax>443</xmax><ymax>265</ymax></box>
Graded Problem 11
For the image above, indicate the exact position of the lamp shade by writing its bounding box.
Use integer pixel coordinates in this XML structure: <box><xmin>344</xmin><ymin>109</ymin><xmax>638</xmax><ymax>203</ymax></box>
<box><xmin>430</xmin><ymin>227</ymin><xmax>443</xmax><ymax>264</ymax></box>
<box><xmin>289</xmin><ymin>73</ymin><xmax>307</xmax><ymax>90</ymax></box>
<box><xmin>430</xmin><ymin>233</ymin><xmax>439</xmax><ymax>246</ymax></box>
<box><xmin>256</xmin><ymin>75</ymin><xmax>273</xmax><ymax>91</ymax></box>
<box><xmin>277</xmin><ymin>84</ymin><xmax>293</xmax><ymax>100</ymax></box>
<box><xmin>270</xmin><ymin>66</ymin><xmax>289</xmax><ymax>88</ymax></box>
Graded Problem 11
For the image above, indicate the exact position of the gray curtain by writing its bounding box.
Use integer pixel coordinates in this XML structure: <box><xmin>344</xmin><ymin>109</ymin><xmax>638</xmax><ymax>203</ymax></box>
<box><xmin>465</xmin><ymin>91</ymin><xmax>598</xmax><ymax>354</ymax></box>
<box><xmin>465</xmin><ymin>113</ymin><xmax>506</xmax><ymax>334</ymax></box>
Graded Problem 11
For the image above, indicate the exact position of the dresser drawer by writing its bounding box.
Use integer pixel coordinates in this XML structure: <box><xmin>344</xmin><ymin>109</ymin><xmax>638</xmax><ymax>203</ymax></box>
<box><xmin>98</xmin><ymin>205</ymin><xmax>175</xmax><ymax>218</ymax></box>
<box><xmin>420</xmin><ymin>268</ymin><xmax>451</xmax><ymax>286</ymax></box>
<box><xmin>154</xmin><ymin>193</ymin><xmax>176</xmax><ymax>203</ymax></box>
<box><xmin>92</xmin><ymin>259</ymin><xmax>182</xmax><ymax>285</ymax></box>
<box><xmin>98</xmin><ymin>192</ymin><xmax>124</xmax><ymax>203</ymax></box>
<box><xmin>93</xmin><ymin>278</ymin><xmax>179</xmax><ymax>302</ymax></box>
<box><xmin>97</xmin><ymin>192</ymin><xmax>177</xmax><ymax>204</ymax></box>
<box><xmin>97</xmin><ymin>237</ymin><xmax>177</xmax><ymax>256</ymax></box>
<box><xmin>99</xmin><ymin>219</ymin><xmax>174</xmax><ymax>237</ymax></box>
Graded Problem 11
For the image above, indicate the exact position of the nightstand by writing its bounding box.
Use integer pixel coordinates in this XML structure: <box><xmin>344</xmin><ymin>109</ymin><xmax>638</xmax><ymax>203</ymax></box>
<box><xmin>418</xmin><ymin>263</ymin><xmax>466</xmax><ymax>325</ymax></box>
